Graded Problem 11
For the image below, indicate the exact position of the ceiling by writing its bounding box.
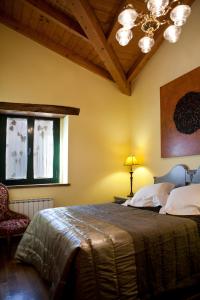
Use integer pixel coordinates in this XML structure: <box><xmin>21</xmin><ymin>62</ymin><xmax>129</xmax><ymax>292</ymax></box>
<box><xmin>0</xmin><ymin>0</ymin><xmax>195</xmax><ymax>95</ymax></box>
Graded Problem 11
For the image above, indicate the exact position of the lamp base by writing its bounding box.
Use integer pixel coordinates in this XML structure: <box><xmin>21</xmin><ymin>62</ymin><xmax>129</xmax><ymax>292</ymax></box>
<box><xmin>127</xmin><ymin>192</ymin><xmax>134</xmax><ymax>198</ymax></box>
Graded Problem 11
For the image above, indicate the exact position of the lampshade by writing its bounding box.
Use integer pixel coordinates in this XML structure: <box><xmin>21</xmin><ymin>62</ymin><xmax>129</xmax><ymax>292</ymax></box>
<box><xmin>124</xmin><ymin>155</ymin><xmax>138</xmax><ymax>166</ymax></box>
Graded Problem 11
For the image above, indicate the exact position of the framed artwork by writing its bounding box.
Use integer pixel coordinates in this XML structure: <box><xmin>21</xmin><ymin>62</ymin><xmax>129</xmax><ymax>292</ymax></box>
<box><xmin>160</xmin><ymin>66</ymin><xmax>200</xmax><ymax>158</ymax></box>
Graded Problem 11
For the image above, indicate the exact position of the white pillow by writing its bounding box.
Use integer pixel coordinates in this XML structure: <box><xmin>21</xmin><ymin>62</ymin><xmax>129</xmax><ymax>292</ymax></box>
<box><xmin>123</xmin><ymin>182</ymin><xmax>175</xmax><ymax>207</ymax></box>
<box><xmin>160</xmin><ymin>184</ymin><xmax>200</xmax><ymax>215</ymax></box>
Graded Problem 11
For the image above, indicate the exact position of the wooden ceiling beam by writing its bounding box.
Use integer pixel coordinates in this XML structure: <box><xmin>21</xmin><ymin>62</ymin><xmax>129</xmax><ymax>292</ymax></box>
<box><xmin>68</xmin><ymin>0</ymin><xmax>131</xmax><ymax>95</ymax></box>
<box><xmin>0</xmin><ymin>13</ymin><xmax>112</xmax><ymax>81</ymax></box>
<box><xmin>22</xmin><ymin>0</ymin><xmax>89</xmax><ymax>43</ymax></box>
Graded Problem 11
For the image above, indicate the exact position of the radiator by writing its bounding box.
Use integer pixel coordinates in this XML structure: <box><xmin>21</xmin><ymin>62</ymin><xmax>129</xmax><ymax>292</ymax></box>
<box><xmin>9</xmin><ymin>198</ymin><xmax>54</xmax><ymax>219</ymax></box>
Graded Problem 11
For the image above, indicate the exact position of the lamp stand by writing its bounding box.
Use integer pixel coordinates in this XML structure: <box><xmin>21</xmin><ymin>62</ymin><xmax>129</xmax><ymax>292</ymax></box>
<box><xmin>127</xmin><ymin>170</ymin><xmax>134</xmax><ymax>197</ymax></box>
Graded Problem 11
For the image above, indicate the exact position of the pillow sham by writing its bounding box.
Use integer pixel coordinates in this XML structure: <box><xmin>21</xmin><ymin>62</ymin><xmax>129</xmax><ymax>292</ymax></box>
<box><xmin>123</xmin><ymin>182</ymin><xmax>175</xmax><ymax>207</ymax></box>
<box><xmin>160</xmin><ymin>184</ymin><xmax>200</xmax><ymax>215</ymax></box>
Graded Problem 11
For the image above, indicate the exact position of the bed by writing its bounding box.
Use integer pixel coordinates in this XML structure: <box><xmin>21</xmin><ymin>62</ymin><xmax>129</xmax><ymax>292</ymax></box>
<box><xmin>15</xmin><ymin>165</ymin><xmax>200</xmax><ymax>300</ymax></box>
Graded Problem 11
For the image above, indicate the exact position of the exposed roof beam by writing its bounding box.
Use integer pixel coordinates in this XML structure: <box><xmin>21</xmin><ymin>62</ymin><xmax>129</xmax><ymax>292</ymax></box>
<box><xmin>22</xmin><ymin>0</ymin><xmax>89</xmax><ymax>43</ymax></box>
<box><xmin>68</xmin><ymin>0</ymin><xmax>131</xmax><ymax>95</ymax></box>
<box><xmin>0</xmin><ymin>13</ymin><xmax>112</xmax><ymax>81</ymax></box>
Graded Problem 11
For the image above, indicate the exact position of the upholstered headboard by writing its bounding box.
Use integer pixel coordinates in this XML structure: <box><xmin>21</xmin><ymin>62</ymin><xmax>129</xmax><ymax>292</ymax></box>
<box><xmin>187</xmin><ymin>166</ymin><xmax>200</xmax><ymax>184</ymax></box>
<box><xmin>154</xmin><ymin>164</ymin><xmax>199</xmax><ymax>187</ymax></box>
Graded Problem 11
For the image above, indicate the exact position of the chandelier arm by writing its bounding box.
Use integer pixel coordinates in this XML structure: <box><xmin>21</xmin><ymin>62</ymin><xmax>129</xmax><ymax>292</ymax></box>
<box><xmin>132</xmin><ymin>12</ymin><xmax>146</xmax><ymax>28</ymax></box>
<box><xmin>136</xmin><ymin>13</ymin><xmax>146</xmax><ymax>21</ymax></box>
<box><xmin>159</xmin><ymin>20</ymin><xmax>171</xmax><ymax>26</ymax></box>
<box><xmin>160</xmin><ymin>6</ymin><xmax>172</xmax><ymax>17</ymax></box>
<box><xmin>171</xmin><ymin>0</ymin><xmax>182</xmax><ymax>3</ymax></box>
<box><xmin>133</xmin><ymin>20</ymin><xmax>144</xmax><ymax>28</ymax></box>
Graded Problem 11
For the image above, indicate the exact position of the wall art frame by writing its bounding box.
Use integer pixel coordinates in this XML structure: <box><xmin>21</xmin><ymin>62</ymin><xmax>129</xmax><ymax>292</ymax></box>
<box><xmin>160</xmin><ymin>66</ymin><xmax>200</xmax><ymax>158</ymax></box>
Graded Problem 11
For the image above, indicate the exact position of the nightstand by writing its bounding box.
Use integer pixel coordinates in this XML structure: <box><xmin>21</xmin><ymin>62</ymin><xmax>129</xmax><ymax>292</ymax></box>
<box><xmin>114</xmin><ymin>196</ymin><xmax>132</xmax><ymax>204</ymax></box>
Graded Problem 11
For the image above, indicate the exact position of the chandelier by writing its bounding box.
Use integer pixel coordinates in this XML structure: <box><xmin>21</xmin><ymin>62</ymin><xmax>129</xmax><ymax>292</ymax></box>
<box><xmin>116</xmin><ymin>0</ymin><xmax>191</xmax><ymax>53</ymax></box>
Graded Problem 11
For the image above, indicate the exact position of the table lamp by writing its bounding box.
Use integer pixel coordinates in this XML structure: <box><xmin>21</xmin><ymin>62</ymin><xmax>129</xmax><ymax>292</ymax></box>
<box><xmin>124</xmin><ymin>155</ymin><xmax>139</xmax><ymax>197</ymax></box>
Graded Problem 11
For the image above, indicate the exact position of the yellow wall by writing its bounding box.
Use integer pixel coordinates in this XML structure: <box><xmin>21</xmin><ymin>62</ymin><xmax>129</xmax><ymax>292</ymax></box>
<box><xmin>1</xmin><ymin>1</ymin><xmax>199</xmax><ymax>203</ymax></box>
<box><xmin>131</xmin><ymin>0</ymin><xmax>200</xmax><ymax>191</ymax></box>
<box><xmin>0</xmin><ymin>24</ymin><xmax>131</xmax><ymax>206</ymax></box>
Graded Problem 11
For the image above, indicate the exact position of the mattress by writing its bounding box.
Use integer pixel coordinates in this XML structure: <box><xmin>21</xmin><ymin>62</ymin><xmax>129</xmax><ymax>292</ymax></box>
<box><xmin>128</xmin><ymin>205</ymin><xmax>200</xmax><ymax>234</ymax></box>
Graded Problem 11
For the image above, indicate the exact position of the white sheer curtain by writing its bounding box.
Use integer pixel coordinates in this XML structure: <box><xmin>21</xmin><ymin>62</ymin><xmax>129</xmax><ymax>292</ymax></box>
<box><xmin>33</xmin><ymin>120</ymin><xmax>54</xmax><ymax>179</ymax></box>
<box><xmin>6</xmin><ymin>118</ymin><xmax>28</xmax><ymax>180</ymax></box>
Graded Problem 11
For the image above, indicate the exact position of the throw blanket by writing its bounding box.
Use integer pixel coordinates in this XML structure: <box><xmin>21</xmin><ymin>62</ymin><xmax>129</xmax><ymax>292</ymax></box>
<box><xmin>15</xmin><ymin>204</ymin><xmax>200</xmax><ymax>300</ymax></box>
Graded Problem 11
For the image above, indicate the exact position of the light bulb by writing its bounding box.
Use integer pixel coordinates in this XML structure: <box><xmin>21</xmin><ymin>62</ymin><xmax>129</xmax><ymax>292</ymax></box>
<box><xmin>147</xmin><ymin>0</ymin><xmax>169</xmax><ymax>17</ymax></box>
<box><xmin>116</xmin><ymin>27</ymin><xmax>133</xmax><ymax>46</ymax></box>
<box><xmin>118</xmin><ymin>5</ymin><xmax>138</xmax><ymax>29</ymax></box>
<box><xmin>163</xmin><ymin>25</ymin><xmax>182</xmax><ymax>43</ymax></box>
<box><xmin>138</xmin><ymin>36</ymin><xmax>155</xmax><ymax>53</ymax></box>
<box><xmin>170</xmin><ymin>5</ymin><xmax>191</xmax><ymax>26</ymax></box>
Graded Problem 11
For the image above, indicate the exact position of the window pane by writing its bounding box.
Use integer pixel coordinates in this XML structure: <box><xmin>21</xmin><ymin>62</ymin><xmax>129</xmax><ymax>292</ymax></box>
<box><xmin>6</xmin><ymin>118</ymin><xmax>28</xmax><ymax>180</ymax></box>
<box><xmin>34</xmin><ymin>120</ymin><xmax>54</xmax><ymax>179</ymax></box>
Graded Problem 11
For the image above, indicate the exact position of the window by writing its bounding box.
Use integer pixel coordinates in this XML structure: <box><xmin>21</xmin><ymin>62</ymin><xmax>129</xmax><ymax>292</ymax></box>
<box><xmin>0</xmin><ymin>115</ymin><xmax>60</xmax><ymax>185</ymax></box>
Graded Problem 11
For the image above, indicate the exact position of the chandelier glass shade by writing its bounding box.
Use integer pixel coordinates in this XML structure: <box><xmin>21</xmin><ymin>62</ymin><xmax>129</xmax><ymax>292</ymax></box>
<box><xmin>147</xmin><ymin>0</ymin><xmax>169</xmax><ymax>17</ymax></box>
<box><xmin>118</xmin><ymin>7</ymin><xmax>138</xmax><ymax>29</ymax></box>
<box><xmin>116</xmin><ymin>27</ymin><xmax>133</xmax><ymax>46</ymax></box>
<box><xmin>163</xmin><ymin>24</ymin><xmax>182</xmax><ymax>43</ymax></box>
<box><xmin>170</xmin><ymin>4</ymin><xmax>191</xmax><ymax>26</ymax></box>
<box><xmin>138</xmin><ymin>36</ymin><xmax>155</xmax><ymax>53</ymax></box>
<box><xmin>116</xmin><ymin>0</ymin><xmax>191</xmax><ymax>53</ymax></box>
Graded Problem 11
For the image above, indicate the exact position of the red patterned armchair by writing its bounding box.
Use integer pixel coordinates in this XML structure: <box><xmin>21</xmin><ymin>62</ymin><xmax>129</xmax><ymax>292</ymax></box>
<box><xmin>0</xmin><ymin>183</ymin><xmax>30</xmax><ymax>248</ymax></box>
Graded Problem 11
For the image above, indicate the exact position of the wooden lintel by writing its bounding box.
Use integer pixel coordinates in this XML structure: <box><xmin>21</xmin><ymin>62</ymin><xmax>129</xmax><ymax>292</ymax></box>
<box><xmin>22</xmin><ymin>0</ymin><xmax>89</xmax><ymax>43</ymax></box>
<box><xmin>0</xmin><ymin>13</ymin><xmax>112</xmax><ymax>82</ymax></box>
<box><xmin>0</xmin><ymin>102</ymin><xmax>80</xmax><ymax>116</ymax></box>
<box><xmin>69</xmin><ymin>0</ymin><xmax>131</xmax><ymax>95</ymax></box>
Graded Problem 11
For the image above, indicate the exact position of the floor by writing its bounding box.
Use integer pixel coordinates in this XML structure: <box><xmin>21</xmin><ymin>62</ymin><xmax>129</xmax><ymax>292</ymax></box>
<box><xmin>0</xmin><ymin>238</ymin><xmax>49</xmax><ymax>300</ymax></box>
<box><xmin>0</xmin><ymin>238</ymin><xmax>199</xmax><ymax>300</ymax></box>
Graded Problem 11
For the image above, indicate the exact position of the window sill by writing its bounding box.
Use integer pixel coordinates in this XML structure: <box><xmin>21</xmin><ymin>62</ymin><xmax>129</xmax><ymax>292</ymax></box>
<box><xmin>7</xmin><ymin>183</ymin><xmax>70</xmax><ymax>189</ymax></box>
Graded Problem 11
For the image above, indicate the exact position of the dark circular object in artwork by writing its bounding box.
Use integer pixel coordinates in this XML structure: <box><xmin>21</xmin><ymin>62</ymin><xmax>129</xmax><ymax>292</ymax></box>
<box><xmin>173</xmin><ymin>91</ymin><xmax>200</xmax><ymax>134</ymax></box>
